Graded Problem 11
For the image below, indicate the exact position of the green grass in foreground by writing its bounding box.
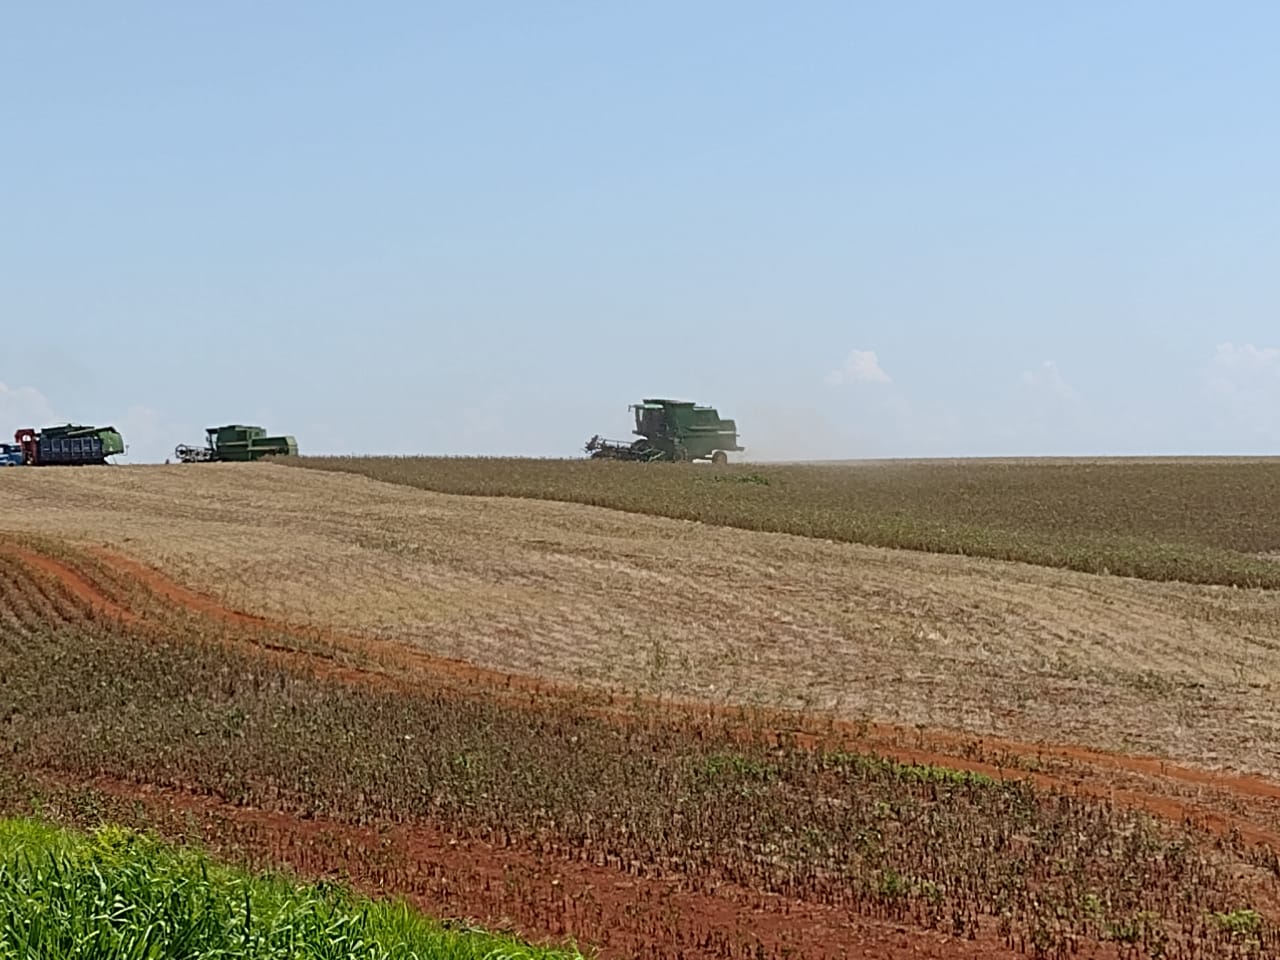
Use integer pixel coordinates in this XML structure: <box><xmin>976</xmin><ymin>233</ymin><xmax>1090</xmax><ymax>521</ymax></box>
<box><xmin>287</xmin><ymin>456</ymin><xmax>1280</xmax><ymax>589</ymax></box>
<box><xmin>0</xmin><ymin>818</ymin><xmax>584</xmax><ymax>960</ymax></box>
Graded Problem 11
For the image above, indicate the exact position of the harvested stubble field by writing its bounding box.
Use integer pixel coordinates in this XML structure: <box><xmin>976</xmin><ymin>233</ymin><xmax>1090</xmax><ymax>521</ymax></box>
<box><xmin>3</xmin><ymin>461</ymin><xmax>1280</xmax><ymax>957</ymax></box>
<box><xmin>291</xmin><ymin>455</ymin><xmax>1280</xmax><ymax>589</ymax></box>
<box><xmin>2</xmin><ymin>463</ymin><xmax>1280</xmax><ymax>774</ymax></box>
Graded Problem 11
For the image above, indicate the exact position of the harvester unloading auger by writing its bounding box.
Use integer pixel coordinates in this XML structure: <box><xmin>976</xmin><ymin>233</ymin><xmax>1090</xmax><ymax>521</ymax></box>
<box><xmin>585</xmin><ymin>398</ymin><xmax>744</xmax><ymax>464</ymax></box>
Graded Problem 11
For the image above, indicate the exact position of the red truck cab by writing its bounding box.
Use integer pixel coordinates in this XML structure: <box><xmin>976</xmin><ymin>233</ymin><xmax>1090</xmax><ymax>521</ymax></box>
<box><xmin>14</xmin><ymin>429</ymin><xmax>39</xmax><ymax>466</ymax></box>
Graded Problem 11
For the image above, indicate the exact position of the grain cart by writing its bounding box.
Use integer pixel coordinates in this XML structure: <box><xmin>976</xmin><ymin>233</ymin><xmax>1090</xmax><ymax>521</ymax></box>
<box><xmin>175</xmin><ymin>424</ymin><xmax>298</xmax><ymax>463</ymax></box>
<box><xmin>585</xmin><ymin>398</ymin><xmax>744</xmax><ymax>464</ymax></box>
<box><xmin>14</xmin><ymin>425</ymin><xmax>125</xmax><ymax>465</ymax></box>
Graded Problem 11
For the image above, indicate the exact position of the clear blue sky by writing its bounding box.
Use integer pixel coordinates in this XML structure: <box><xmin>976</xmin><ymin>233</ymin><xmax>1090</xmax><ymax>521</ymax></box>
<box><xmin>4</xmin><ymin>2</ymin><xmax>1278</xmax><ymax>461</ymax></box>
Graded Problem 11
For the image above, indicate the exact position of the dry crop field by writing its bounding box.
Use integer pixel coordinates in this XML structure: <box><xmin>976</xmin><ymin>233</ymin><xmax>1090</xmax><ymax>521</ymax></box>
<box><xmin>3</xmin><ymin>459</ymin><xmax>1280</xmax><ymax>958</ymax></box>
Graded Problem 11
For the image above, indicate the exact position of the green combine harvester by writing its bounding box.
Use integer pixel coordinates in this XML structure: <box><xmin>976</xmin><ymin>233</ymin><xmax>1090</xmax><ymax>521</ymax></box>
<box><xmin>175</xmin><ymin>424</ymin><xmax>298</xmax><ymax>463</ymax></box>
<box><xmin>585</xmin><ymin>398</ymin><xmax>743</xmax><ymax>464</ymax></box>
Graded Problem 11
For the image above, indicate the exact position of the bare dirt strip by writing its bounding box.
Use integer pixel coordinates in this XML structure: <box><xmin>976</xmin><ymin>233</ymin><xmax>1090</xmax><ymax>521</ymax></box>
<box><xmin>12</xmin><ymin>546</ymin><xmax>140</xmax><ymax>624</ymax></box>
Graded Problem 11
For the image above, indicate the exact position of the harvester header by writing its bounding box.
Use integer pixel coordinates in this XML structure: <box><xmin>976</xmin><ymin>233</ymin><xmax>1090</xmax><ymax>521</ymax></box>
<box><xmin>585</xmin><ymin>398</ymin><xmax>743</xmax><ymax>464</ymax></box>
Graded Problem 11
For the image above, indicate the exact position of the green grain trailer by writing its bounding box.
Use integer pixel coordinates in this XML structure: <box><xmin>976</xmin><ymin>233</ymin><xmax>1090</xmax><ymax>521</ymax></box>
<box><xmin>175</xmin><ymin>424</ymin><xmax>298</xmax><ymax>463</ymax></box>
<box><xmin>13</xmin><ymin>424</ymin><xmax>125</xmax><ymax>466</ymax></box>
<box><xmin>585</xmin><ymin>398</ymin><xmax>744</xmax><ymax>464</ymax></box>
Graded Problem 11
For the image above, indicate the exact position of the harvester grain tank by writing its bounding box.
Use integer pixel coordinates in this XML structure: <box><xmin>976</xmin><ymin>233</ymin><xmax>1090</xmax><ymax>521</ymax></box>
<box><xmin>175</xmin><ymin>424</ymin><xmax>298</xmax><ymax>463</ymax></box>
<box><xmin>13</xmin><ymin>425</ymin><xmax>125</xmax><ymax>466</ymax></box>
<box><xmin>585</xmin><ymin>398</ymin><xmax>744</xmax><ymax>464</ymax></box>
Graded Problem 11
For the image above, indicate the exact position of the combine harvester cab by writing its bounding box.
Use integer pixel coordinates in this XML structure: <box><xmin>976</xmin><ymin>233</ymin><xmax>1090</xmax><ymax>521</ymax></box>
<box><xmin>585</xmin><ymin>398</ymin><xmax>744</xmax><ymax>464</ymax></box>
<box><xmin>175</xmin><ymin>424</ymin><xmax>298</xmax><ymax>463</ymax></box>
<box><xmin>13</xmin><ymin>425</ymin><xmax>124</xmax><ymax>466</ymax></box>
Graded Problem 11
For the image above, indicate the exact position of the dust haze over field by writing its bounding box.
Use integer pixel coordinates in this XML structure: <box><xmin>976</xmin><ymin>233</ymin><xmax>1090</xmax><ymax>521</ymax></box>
<box><xmin>4</xmin><ymin>461</ymin><xmax>1280</xmax><ymax>778</ymax></box>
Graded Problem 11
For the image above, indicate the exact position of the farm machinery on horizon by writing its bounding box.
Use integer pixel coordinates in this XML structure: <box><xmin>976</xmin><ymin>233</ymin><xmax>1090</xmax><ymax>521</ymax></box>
<box><xmin>585</xmin><ymin>398</ymin><xmax>744</xmax><ymax>465</ymax></box>
<box><xmin>0</xmin><ymin>421</ymin><xmax>301</xmax><ymax>466</ymax></box>
<box><xmin>175</xmin><ymin>424</ymin><xmax>298</xmax><ymax>463</ymax></box>
<box><xmin>2</xmin><ymin>424</ymin><xmax>125</xmax><ymax>466</ymax></box>
<box><xmin>3</xmin><ymin>400</ymin><xmax>744</xmax><ymax>467</ymax></box>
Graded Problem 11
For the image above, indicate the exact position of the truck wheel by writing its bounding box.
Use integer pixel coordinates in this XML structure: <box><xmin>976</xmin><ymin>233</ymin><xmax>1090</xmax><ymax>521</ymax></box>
<box><xmin>711</xmin><ymin>451</ymin><xmax>728</xmax><ymax>466</ymax></box>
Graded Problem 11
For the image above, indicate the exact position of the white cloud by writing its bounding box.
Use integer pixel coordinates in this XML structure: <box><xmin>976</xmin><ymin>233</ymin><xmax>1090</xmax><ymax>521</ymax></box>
<box><xmin>112</xmin><ymin>405</ymin><xmax>170</xmax><ymax>463</ymax></box>
<box><xmin>1203</xmin><ymin>342</ymin><xmax>1280</xmax><ymax>443</ymax></box>
<box><xmin>1018</xmin><ymin>360</ymin><xmax>1078</xmax><ymax>403</ymax></box>
<box><xmin>0</xmin><ymin>382</ymin><xmax>58</xmax><ymax>430</ymax></box>
<box><xmin>1206</xmin><ymin>342</ymin><xmax>1280</xmax><ymax>394</ymax></box>
<box><xmin>1003</xmin><ymin>361</ymin><xmax>1093</xmax><ymax>454</ymax></box>
<box><xmin>826</xmin><ymin>349</ymin><xmax>891</xmax><ymax>386</ymax></box>
<box><xmin>0</xmin><ymin>384</ymin><xmax>188</xmax><ymax>463</ymax></box>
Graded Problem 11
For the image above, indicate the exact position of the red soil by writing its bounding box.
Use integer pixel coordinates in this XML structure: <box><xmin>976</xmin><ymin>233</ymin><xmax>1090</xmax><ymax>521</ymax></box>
<box><xmin>33</xmin><ymin>770</ymin><xmax>1058</xmax><ymax>960</ymax></box>
<box><xmin>5</xmin><ymin>536</ymin><xmax>1280</xmax><ymax>957</ymax></box>
<box><xmin>11</xmin><ymin>546</ymin><xmax>139</xmax><ymax>624</ymax></box>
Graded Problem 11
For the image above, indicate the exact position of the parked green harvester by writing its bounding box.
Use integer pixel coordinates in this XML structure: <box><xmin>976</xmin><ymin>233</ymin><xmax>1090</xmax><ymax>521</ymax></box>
<box><xmin>585</xmin><ymin>398</ymin><xmax>744</xmax><ymax>464</ymax></box>
<box><xmin>175</xmin><ymin>425</ymin><xmax>297</xmax><ymax>463</ymax></box>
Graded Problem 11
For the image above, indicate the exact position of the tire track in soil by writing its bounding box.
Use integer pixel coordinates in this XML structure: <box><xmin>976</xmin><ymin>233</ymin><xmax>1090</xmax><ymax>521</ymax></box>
<box><xmin>28</xmin><ymin>769</ymin><xmax>1050</xmax><ymax>960</ymax></box>
<box><xmin>5</xmin><ymin>547</ymin><xmax>138</xmax><ymax>624</ymax></box>
<box><xmin>8</xmin><ymin>539</ymin><xmax>1280</xmax><ymax>851</ymax></box>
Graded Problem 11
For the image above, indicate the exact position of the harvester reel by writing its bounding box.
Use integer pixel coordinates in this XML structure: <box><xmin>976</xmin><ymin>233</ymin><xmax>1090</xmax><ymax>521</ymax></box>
<box><xmin>174</xmin><ymin>444</ymin><xmax>212</xmax><ymax>463</ymax></box>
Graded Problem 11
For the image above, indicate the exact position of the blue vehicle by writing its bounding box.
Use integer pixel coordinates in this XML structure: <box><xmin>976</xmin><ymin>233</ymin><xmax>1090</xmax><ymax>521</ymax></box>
<box><xmin>0</xmin><ymin>443</ymin><xmax>26</xmax><ymax>467</ymax></box>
